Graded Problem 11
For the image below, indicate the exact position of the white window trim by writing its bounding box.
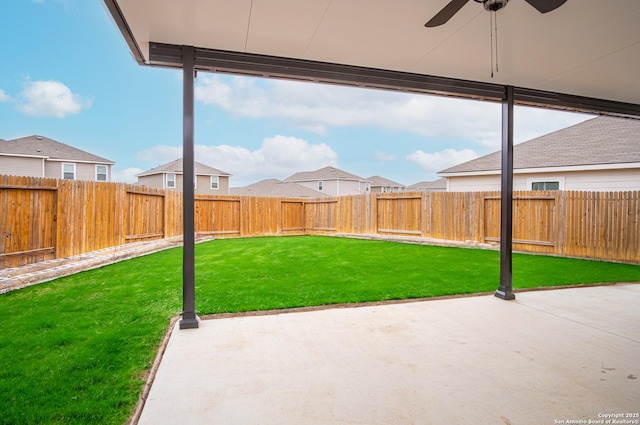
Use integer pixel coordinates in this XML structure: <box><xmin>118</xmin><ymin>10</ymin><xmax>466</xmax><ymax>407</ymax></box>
<box><xmin>96</xmin><ymin>165</ymin><xmax>108</xmax><ymax>182</ymax></box>
<box><xmin>364</xmin><ymin>182</ymin><xmax>371</xmax><ymax>193</ymax></box>
<box><xmin>62</xmin><ymin>163</ymin><xmax>76</xmax><ymax>180</ymax></box>
<box><xmin>527</xmin><ymin>176</ymin><xmax>565</xmax><ymax>190</ymax></box>
<box><xmin>166</xmin><ymin>173</ymin><xmax>176</xmax><ymax>189</ymax></box>
<box><xmin>318</xmin><ymin>180</ymin><xmax>323</xmax><ymax>191</ymax></box>
<box><xmin>210</xmin><ymin>175</ymin><xmax>219</xmax><ymax>190</ymax></box>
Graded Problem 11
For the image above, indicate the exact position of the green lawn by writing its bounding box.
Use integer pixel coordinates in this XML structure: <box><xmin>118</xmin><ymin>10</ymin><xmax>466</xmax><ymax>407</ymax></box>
<box><xmin>0</xmin><ymin>236</ymin><xmax>638</xmax><ymax>424</ymax></box>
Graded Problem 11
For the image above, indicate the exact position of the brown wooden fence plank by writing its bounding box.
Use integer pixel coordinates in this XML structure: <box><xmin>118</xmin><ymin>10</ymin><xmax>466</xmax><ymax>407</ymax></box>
<box><xmin>1</xmin><ymin>173</ymin><xmax>638</xmax><ymax>265</ymax></box>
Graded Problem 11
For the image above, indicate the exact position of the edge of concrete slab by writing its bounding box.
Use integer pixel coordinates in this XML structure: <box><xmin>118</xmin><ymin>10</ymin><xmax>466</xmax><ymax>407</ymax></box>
<box><xmin>126</xmin><ymin>281</ymin><xmax>639</xmax><ymax>425</ymax></box>
<box><xmin>126</xmin><ymin>315</ymin><xmax>180</xmax><ymax>425</ymax></box>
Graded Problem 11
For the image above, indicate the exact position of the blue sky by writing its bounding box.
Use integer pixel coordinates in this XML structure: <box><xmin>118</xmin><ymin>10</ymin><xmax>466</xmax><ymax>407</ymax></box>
<box><xmin>0</xmin><ymin>0</ymin><xmax>593</xmax><ymax>187</ymax></box>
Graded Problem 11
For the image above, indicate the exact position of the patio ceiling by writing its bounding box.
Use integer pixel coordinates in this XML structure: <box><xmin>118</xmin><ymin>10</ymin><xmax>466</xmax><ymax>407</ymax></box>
<box><xmin>104</xmin><ymin>0</ymin><xmax>640</xmax><ymax>116</ymax></box>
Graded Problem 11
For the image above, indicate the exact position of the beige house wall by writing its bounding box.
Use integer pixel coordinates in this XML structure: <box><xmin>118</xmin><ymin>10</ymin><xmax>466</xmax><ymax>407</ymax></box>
<box><xmin>138</xmin><ymin>173</ymin><xmax>230</xmax><ymax>194</ymax></box>
<box><xmin>371</xmin><ymin>185</ymin><xmax>403</xmax><ymax>194</ymax></box>
<box><xmin>297</xmin><ymin>179</ymin><xmax>366</xmax><ymax>196</ymax></box>
<box><xmin>445</xmin><ymin>168</ymin><xmax>640</xmax><ymax>192</ymax></box>
<box><xmin>0</xmin><ymin>156</ymin><xmax>44</xmax><ymax>177</ymax></box>
<box><xmin>195</xmin><ymin>175</ymin><xmax>230</xmax><ymax>195</ymax></box>
<box><xmin>137</xmin><ymin>174</ymin><xmax>166</xmax><ymax>189</ymax></box>
<box><xmin>44</xmin><ymin>160</ymin><xmax>111</xmax><ymax>181</ymax></box>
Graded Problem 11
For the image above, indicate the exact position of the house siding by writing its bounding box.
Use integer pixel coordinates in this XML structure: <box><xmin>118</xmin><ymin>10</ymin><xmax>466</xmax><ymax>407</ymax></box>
<box><xmin>138</xmin><ymin>173</ymin><xmax>230</xmax><ymax>194</ymax></box>
<box><xmin>44</xmin><ymin>161</ymin><xmax>110</xmax><ymax>181</ymax></box>
<box><xmin>561</xmin><ymin>169</ymin><xmax>640</xmax><ymax>191</ymax></box>
<box><xmin>446</xmin><ymin>168</ymin><xmax>640</xmax><ymax>192</ymax></box>
<box><xmin>297</xmin><ymin>179</ymin><xmax>366</xmax><ymax>196</ymax></box>
<box><xmin>195</xmin><ymin>175</ymin><xmax>230</xmax><ymax>195</ymax></box>
<box><xmin>75</xmin><ymin>163</ymin><xmax>107</xmax><ymax>181</ymax></box>
<box><xmin>371</xmin><ymin>186</ymin><xmax>403</xmax><ymax>194</ymax></box>
<box><xmin>0</xmin><ymin>156</ymin><xmax>44</xmax><ymax>177</ymax></box>
<box><xmin>137</xmin><ymin>174</ymin><xmax>165</xmax><ymax>189</ymax></box>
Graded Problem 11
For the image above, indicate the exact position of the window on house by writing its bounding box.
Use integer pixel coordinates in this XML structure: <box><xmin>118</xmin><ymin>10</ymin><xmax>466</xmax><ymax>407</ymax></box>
<box><xmin>364</xmin><ymin>182</ymin><xmax>371</xmax><ymax>193</ymax></box>
<box><xmin>96</xmin><ymin>165</ymin><xmax>107</xmax><ymax>182</ymax></box>
<box><xmin>63</xmin><ymin>163</ymin><xmax>75</xmax><ymax>180</ymax></box>
<box><xmin>210</xmin><ymin>176</ymin><xmax>219</xmax><ymax>190</ymax></box>
<box><xmin>318</xmin><ymin>181</ymin><xmax>323</xmax><ymax>191</ymax></box>
<box><xmin>166</xmin><ymin>173</ymin><xmax>176</xmax><ymax>189</ymax></box>
<box><xmin>531</xmin><ymin>181</ymin><xmax>560</xmax><ymax>190</ymax></box>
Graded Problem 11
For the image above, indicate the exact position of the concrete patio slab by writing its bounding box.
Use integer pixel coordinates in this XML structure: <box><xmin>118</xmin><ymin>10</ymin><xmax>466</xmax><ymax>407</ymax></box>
<box><xmin>137</xmin><ymin>284</ymin><xmax>640</xmax><ymax>425</ymax></box>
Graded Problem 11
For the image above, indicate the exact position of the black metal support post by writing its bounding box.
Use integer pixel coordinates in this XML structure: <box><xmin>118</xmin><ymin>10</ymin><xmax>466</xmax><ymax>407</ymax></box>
<box><xmin>495</xmin><ymin>86</ymin><xmax>516</xmax><ymax>300</ymax></box>
<box><xmin>179</xmin><ymin>45</ymin><xmax>200</xmax><ymax>329</ymax></box>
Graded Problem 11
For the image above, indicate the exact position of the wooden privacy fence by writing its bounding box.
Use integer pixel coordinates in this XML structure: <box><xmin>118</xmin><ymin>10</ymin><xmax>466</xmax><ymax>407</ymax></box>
<box><xmin>1</xmin><ymin>174</ymin><xmax>638</xmax><ymax>268</ymax></box>
<box><xmin>0</xmin><ymin>175</ymin><xmax>182</xmax><ymax>268</ymax></box>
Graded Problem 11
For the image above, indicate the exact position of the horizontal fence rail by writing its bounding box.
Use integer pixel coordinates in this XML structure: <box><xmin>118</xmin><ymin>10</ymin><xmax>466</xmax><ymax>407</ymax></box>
<box><xmin>1</xmin><ymin>174</ymin><xmax>638</xmax><ymax>268</ymax></box>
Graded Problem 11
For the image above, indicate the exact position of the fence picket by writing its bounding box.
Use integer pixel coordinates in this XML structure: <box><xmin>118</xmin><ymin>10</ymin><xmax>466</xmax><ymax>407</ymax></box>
<box><xmin>1</xmin><ymin>174</ymin><xmax>638</xmax><ymax>266</ymax></box>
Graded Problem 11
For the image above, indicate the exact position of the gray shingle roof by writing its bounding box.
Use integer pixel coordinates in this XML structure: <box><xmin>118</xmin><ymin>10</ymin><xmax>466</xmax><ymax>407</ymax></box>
<box><xmin>366</xmin><ymin>175</ymin><xmax>405</xmax><ymax>187</ymax></box>
<box><xmin>407</xmin><ymin>179</ymin><xmax>447</xmax><ymax>190</ymax></box>
<box><xmin>285</xmin><ymin>166</ymin><xmax>365</xmax><ymax>182</ymax></box>
<box><xmin>137</xmin><ymin>158</ymin><xmax>231</xmax><ymax>177</ymax></box>
<box><xmin>230</xmin><ymin>179</ymin><xmax>326</xmax><ymax>197</ymax></box>
<box><xmin>439</xmin><ymin>116</ymin><xmax>640</xmax><ymax>175</ymax></box>
<box><xmin>0</xmin><ymin>135</ymin><xmax>114</xmax><ymax>164</ymax></box>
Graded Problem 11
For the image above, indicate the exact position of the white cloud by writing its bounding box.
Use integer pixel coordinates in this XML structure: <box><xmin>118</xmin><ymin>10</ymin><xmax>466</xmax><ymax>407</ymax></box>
<box><xmin>135</xmin><ymin>135</ymin><xmax>338</xmax><ymax>186</ymax></box>
<box><xmin>375</xmin><ymin>151</ymin><xmax>396</xmax><ymax>161</ymax></box>
<box><xmin>111</xmin><ymin>167</ymin><xmax>143</xmax><ymax>184</ymax></box>
<box><xmin>18</xmin><ymin>80</ymin><xmax>91</xmax><ymax>118</ymax></box>
<box><xmin>406</xmin><ymin>148</ymin><xmax>478</xmax><ymax>173</ymax></box>
<box><xmin>195</xmin><ymin>75</ymin><xmax>592</xmax><ymax>149</ymax></box>
<box><xmin>0</xmin><ymin>90</ymin><xmax>10</xmax><ymax>103</ymax></box>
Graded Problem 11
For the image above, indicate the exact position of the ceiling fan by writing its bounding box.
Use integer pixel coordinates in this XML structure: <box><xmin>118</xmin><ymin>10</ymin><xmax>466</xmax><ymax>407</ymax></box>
<box><xmin>425</xmin><ymin>0</ymin><xmax>568</xmax><ymax>27</ymax></box>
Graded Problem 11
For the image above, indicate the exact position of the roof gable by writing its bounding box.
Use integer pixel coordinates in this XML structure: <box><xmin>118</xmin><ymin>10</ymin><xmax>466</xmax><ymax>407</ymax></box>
<box><xmin>0</xmin><ymin>135</ymin><xmax>114</xmax><ymax>164</ymax></box>
<box><xmin>439</xmin><ymin>116</ymin><xmax>640</xmax><ymax>175</ymax></box>
<box><xmin>137</xmin><ymin>158</ymin><xmax>231</xmax><ymax>177</ymax></box>
<box><xmin>284</xmin><ymin>166</ymin><xmax>365</xmax><ymax>182</ymax></box>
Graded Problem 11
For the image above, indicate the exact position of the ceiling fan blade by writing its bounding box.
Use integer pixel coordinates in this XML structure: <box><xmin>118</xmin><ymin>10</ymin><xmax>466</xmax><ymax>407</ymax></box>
<box><xmin>425</xmin><ymin>0</ymin><xmax>471</xmax><ymax>27</ymax></box>
<box><xmin>524</xmin><ymin>0</ymin><xmax>568</xmax><ymax>13</ymax></box>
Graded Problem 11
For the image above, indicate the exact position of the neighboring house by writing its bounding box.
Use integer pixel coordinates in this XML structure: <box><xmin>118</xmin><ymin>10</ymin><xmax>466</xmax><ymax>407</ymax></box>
<box><xmin>136</xmin><ymin>158</ymin><xmax>232</xmax><ymax>195</ymax></box>
<box><xmin>366</xmin><ymin>176</ymin><xmax>405</xmax><ymax>193</ymax></box>
<box><xmin>284</xmin><ymin>166</ymin><xmax>371</xmax><ymax>196</ymax></box>
<box><xmin>0</xmin><ymin>135</ymin><xmax>114</xmax><ymax>181</ymax></box>
<box><xmin>230</xmin><ymin>179</ymin><xmax>325</xmax><ymax>197</ymax></box>
<box><xmin>438</xmin><ymin>116</ymin><xmax>640</xmax><ymax>192</ymax></box>
<box><xmin>406</xmin><ymin>179</ymin><xmax>447</xmax><ymax>192</ymax></box>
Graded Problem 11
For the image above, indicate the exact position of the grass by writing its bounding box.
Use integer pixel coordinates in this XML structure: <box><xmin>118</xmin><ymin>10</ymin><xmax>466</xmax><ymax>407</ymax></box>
<box><xmin>0</xmin><ymin>235</ymin><xmax>638</xmax><ymax>424</ymax></box>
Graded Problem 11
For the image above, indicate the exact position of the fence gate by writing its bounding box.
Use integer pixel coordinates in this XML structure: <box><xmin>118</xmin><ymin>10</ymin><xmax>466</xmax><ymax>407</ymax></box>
<box><xmin>126</xmin><ymin>189</ymin><xmax>166</xmax><ymax>243</ymax></box>
<box><xmin>0</xmin><ymin>177</ymin><xmax>57</xmax><ymax>268</ymax></box>
<box><xmin>304</xmin><ymin>199</ymin><xmax>337</xmax><ymax>233</ymax></box>
<box><xmin>281</xmin><ymin>200</ymin><xmax>305</xmax><ymax>233</ymax></box>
